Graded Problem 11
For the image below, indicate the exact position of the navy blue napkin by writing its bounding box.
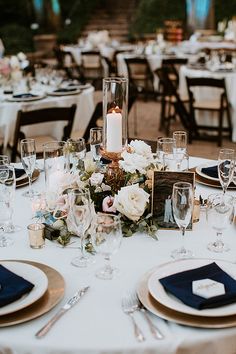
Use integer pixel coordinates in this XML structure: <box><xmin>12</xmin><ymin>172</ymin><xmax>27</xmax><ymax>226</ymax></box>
<box><xmin>53</xmin><ymin>88</ymin><xmax>77</xmax><ymax>93</ymax></box>
<box><xmin>14</xmin><ymin>168</ymin><xmax>26</xmax><ymax>179</ymax></box>
<box><xmin>159</xmin><ymin>262</ymin><xmax>236</xmax><ymax>310</ymax></box>
<box><xmin>201</xmin><ymin>165</ymin><xmax>218</xmax><ymax>179</ymax></box>
<box><xmin>13</xmin><ymin>93</ymin><xmax>38</xmax><ymax>98</ymax></box>
<box><xmin>0</xmin><ymin>265</ymin><xmax>34</xmax><ymax>308</ymax></box>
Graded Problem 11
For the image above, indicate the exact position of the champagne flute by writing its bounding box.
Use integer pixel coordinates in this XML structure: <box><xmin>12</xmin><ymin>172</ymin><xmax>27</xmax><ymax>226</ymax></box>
<box><xmin>70</xmin><ymin>188</ymin><xmax>93</xmax><ymax>267</ymax></box>
<box><xmin>90</xmin><ymin>127</ymin><xmax>103</xmax><ymax>164</ymax></box>
<box><xmin>91</xmin><ymin>213</ymin><xmax>122</xmax><ymax>280</ymax></box>
<box><xmin>218</xmin><ymin>148</ymin><xmax>235</xmax><ymax>194</ymax></box>
<box><xmin>206</xmin><ymin>193</ymin><xmax>234</xmax><ymax>253</ymax></box>
<box><xmin>21</xmin><ymin>139</ymin><xmax>38</xmax><ymax>198</ymax></box>
<box><xmin>173</xmin><ymin>131</ymin><xmax>187</xmax><ymax>171</ymax></box>
<box><xmin>0</xmin><ymin>165</ymin><xmax>15</xmax><ymax>246</ymax></box>
<box><xmin>171</xmin><ymin>182</ymin><xmax>194</xmax><ymax>259</ymax></box>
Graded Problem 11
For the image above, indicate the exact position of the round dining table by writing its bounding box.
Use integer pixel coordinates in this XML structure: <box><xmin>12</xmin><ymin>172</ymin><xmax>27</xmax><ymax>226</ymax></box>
<box><xmin>1</xmin><ymin>156</ymin><xmax>236</xmax><ymax>354</ymax></box>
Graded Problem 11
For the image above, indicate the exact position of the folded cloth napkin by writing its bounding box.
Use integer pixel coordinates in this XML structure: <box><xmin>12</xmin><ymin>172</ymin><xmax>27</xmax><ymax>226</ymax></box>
<box><xmin>53</xmin><ymin>88</ymin><xmax>77</xmax><ymax>93</ymax></box>
<box><xmin>159</xmin><ymin>262</ymin><xmax>236</xmax><ymax>310</ymax></box>
<box><xmin>0</xmin><ymin>265</ymin><xmax>34</xmax><ymax>308</ymax></box>
<box><xmin>14</xmin><ymin>168</ymin><xmax>26</xmax><ymax>179</ymax></box>
<box><xmin>201</xmin><ymin>165</ymin><xmax>218</xmax><ymax>179</ymax></box>
<box><xmin>12</xmin><ymin>93</ymin><xmax>38</xmax><ymax>98</ymax></box>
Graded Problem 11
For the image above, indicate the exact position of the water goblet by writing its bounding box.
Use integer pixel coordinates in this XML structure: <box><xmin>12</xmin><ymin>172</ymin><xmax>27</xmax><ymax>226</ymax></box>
<box><xmin>0</xmin><ymin>165</ymin><xmax>15</xmax><ymax>246</ymax></box>
<box><xmin>90</xmin><ymin>127</ymin><xmax>103</xmax><ymax>164</ymax></box>
<box><xmin>21</xmin><ymin>138</ymin><xmax>38</xmax><ymax>198</ymax></box>
<box><xmin>206</xmin><ymin>193</ymin><xmax>234</xmax><ymax>253</ymax></box>
<box><xmin>91</xmin><ymin>213</ymin><xmax>122</xmax><ymax>280</ymax></box>
<box><xmin>66</xmin><ymin>138</ymin><xmax>86</xmax><ymax>174</ymax></box>
<box><xmin>157</xmin><ymin>137</ymin><xmax>176</xmax><ymax>167</ymax></box>
<box><xmin>171</xmin><ymin>182</ymin><xmax>194</xmax><ymax>259</ymax></box>
<box><xmin>218</xmin><ymin>148</ymin><xmax>235</xmax><ymax>195</ymax></box>
<box><xmin>70</xmin><ymin>188</ymin><xmax>93</xmax><ymax>267</ymax></box>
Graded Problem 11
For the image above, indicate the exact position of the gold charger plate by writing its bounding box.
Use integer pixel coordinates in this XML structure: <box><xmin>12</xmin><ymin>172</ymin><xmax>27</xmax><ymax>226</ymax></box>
<box><xmin>137</xmin><ymin>265</ymin><xmax>236</xmax><ymax>328</ymax></box>
<box><xmin>190</xmin><ymin>167</ymin><xmax>236</xmax><ymax>189</ymax></box>
<box><xmin>16</xmin><ymin>169</ymin><xmax>40</xmax><ymax>188</ymax></box>
<box><xmin>0</xmin><ymin>260</ymin><xmax>65</xmax><ymax>327</ymax></box>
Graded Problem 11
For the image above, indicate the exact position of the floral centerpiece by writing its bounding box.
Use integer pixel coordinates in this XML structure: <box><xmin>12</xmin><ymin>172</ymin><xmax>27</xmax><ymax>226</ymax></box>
<box><xmin>0</xmin><ymin>52</ymin><xmax>28</xmax><ymax>83</ymax></box>
<box><xmin>37</xmin><ymin>139</ymin><xmax>160</xmax><ymax>246</ymax></box>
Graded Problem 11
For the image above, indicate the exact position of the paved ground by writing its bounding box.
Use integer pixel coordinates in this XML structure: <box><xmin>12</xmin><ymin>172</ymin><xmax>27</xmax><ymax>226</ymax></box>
<box><xmin>128</xmin><ymin>98</ymin><xmax>236</xmax><ymax>160</ymax></box>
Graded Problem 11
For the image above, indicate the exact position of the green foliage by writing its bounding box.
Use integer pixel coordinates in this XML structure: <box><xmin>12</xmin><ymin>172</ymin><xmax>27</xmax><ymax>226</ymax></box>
<box><xmin>130</xmin><ymin>0</ymin><xmax>186</xmax><ymax>37</ymax></box>
<box><xmin>0</xmin><ymin>24</ymin><xmax>34</xmax><ymax>55</ymax></box>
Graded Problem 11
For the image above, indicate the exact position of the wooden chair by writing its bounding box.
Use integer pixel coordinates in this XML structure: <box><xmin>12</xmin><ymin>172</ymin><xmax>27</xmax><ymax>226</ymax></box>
<box><xmin>124</xmin><ymin>57</ymin><xmax>156</xmax><ymax>100</ymax></box>
<box><xmin>186</xmin><ymin>77</ymin><xmax>232</xmax><ymax>146</ymax></box>
<box><xmin>53</xmin><ymin>46</ymin><xmax>84</xmax><ymax>82</ymax></box>
<box><xmin>80</xmin><ymin>51</ymin><xmax>104</xmax><ymax>86</ymax></box>
<box><xmin>162</xmin><ymin>58</ymin><xmax>188</xmax><ymax>87</ymax></box>
<box><xmin>10</xmin><ymin>104</ymin><xmax>77</xmax><ymax>162</ymax></box>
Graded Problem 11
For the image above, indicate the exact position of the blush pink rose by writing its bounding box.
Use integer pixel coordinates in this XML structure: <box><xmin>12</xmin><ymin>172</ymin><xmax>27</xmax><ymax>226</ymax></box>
<box><xmin>102</xmin><ymin>196</ymin><xmax>116</xmax><ymax>213</ymax></box>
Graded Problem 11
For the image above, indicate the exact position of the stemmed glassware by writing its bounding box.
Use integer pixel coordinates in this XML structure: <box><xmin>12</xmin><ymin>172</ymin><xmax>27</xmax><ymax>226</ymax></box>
<box><xmin>66</xmin><ymin>138</ymin><xmax>86</xmax><ymax>174</ymax></box>
<box><xmin>206</xmin><ymin>193</ymin><xmax>234</xmax><ymax>253</ymax></box>
<box><xmin>0</xmin><ymin>155</ymin><xmax>9</xmax><ymax>165</ymax></box>
<box><xmin>0</xmin><ymin>165</ymin><xmax>15</xmax><ymax>247</ymax></box>
<box><xmin>21</xmin><ymin>138</ymin><xmax>38</xmax><ymax>198</ymax></box>
<box><xmin>70</xmin><ymin>188</ymin><xmax>93</xmax><ymax>267</ymax></box>
<box><xmin>157</xmin><ymin>137</ymin><xmax>176</xmax><ymax>167</ymax></box>
<box><xmin>91</xmin><ymin>213</ymin><xmax>122</xmax><ymax>280</ymax></box>
<box><xmin>171</xmin><ymin>182</ymin><xmax>194</xmax><ymax>259</ymax></box>
<box><xmin>218</xmin><ymin>148</ymin><xmax>235</xmax><ymax>194</ymax></box>
<box><xmin>90</xmin><ymin>127</ymin><xmax>103</xmax><ymax>164</ymax></box>
<box><xmin>173</xmin><ymin>131</ymin><xmax>187</xmax><ymax>171</ymax></box>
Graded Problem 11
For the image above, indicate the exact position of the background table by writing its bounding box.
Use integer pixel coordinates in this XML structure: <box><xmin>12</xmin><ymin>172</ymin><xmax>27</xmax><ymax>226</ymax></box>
<box><xmin>1</xmin><ymin>157</ymin><xmax>236</xmax><ymax>354</ymax></box>
<box><xmin>0</xmin><ymin>86</ymin><xmax>94</xmax><ymax>149</ymax></box>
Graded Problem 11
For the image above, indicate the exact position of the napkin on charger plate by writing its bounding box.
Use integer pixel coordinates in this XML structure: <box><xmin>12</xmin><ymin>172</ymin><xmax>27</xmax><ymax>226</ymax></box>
<box><xmin>53</xmin><ymin>88</ymin><xmax>77</xmax><ymax>93</ymax></box>
<box><xmin>12</xmin><ymin>93</ymin><xmax>38</xmax><ymax>99</ymax></box>
<box><xmin>159</xmin><ymin>262</ymin><xmax>236</xmax><ymax>310</ymax></box>
<box><xmin>0</xmin><ymin>265</ymin><xmax>34</xmax><ymax>308</ymax></box>
<box><xmin>14</xmin><ymin>168</ymin><xmax>26</xmax><ymax>179</ymax></box>
<box><xmin>201</xmin><ymin>165</ymin><xmax>218</xmax><ymax>179</ymax></box>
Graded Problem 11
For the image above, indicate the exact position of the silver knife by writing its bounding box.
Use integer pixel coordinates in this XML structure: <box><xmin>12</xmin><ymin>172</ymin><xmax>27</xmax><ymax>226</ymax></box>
<box><xmin>35</xmin><ymin>286</ymin><xmax>90</xmax><ymax>338</ymax></box>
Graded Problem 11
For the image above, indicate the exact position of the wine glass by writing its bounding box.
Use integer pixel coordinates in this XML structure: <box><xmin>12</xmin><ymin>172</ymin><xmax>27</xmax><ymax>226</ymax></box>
<box><xmin>70</xmin><ymin>188</ymin><xmax>93</xmax><ymax>267</ymax></box>
<box><xmin>90</xmin><ymin>127</ymin><xmax>103</xmax><ymax>164</ymax></box>
<box><xmin>171</xmin><ymin>182</ymin><xmax>194</xmax><ymax>259</ymax></box>
<box><xmin>0</xmin><ymin>155</ymin><xmax>9</xmax><ymax>165</ymax></box>
<box><xmin>21</xmin><ymin>138</ymin><xmax>38</xmax><ymax>198</ymax></box>
<box><xmin>66</xmin><ymin>138</ymin><xmax>86</xmax><ymax>174</ymax></box>
<box><xmin>206</xmin><ymin>193</ymin><xmax>234</xmax><ymax>253</ymax></box>
<box><xmin>91</xmin><ymin>213</ymin><xmax>122</xmax><ymax>280</ymax></box>
<box><xmin>173</xmin><ymin>131</ymin><xmax>187</xmax><ymax>170</ymax></box>
<box><xmin>218</xmin><ymin>148</ymin><xmax>235</xmax><ymax>194</ymax></box>
<box><xmin>0</xmin><ymin>165</ymin><xmax>15</xmax><ymax>246</ymax></box>
<box><xmin>157</xmin><ymin>137</ymin><xmax>176</xmax><ymax>167</ymax></box>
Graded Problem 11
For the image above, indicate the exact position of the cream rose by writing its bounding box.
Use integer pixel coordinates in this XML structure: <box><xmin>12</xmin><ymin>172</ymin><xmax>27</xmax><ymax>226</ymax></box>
<box><xmin>113</xmin><ymin>184</ymin><xmax>150</xmax><ymax>221</ymax></box>
<box><xmin>119</xmin><ymin>150</ymin><xmax>149</xmax><ymax>174</ymax></box>
<box><xmin>89</xmin><ymin>172</ymin><xmax>104</xmax><ymax>186</ymax></box>
<box><xmin>130</xmin><ymin>140</ymin><xmax>152</xmax><ymax>160</ymax></box>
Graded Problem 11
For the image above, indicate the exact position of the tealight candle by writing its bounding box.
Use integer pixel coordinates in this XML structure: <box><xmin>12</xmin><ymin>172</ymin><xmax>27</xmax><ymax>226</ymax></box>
<box><xmin>27</xmin><ymin>223</ymin><xmax>45</xmax><ymax>249</ymax></box>
<box><xmin>106</xmin><ymin>108</ymin><xmax>122</xmax><ymax>152</ymax></box>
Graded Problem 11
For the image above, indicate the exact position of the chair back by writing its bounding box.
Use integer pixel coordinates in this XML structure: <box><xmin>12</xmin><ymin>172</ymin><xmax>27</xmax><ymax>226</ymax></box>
<box><xmin>162</xmin><ymin>58</ymin><xmax>188</xmax><ymax>87</ymax></box>
<box><xmin>12</xmin><ymin>104</ymin><xmax>76</xmax><ymax>161</ymax></box>
<box><xmin>125</xmin><ymin>57</ymin><xmax>154</xmax><ymax>96</ymax></box>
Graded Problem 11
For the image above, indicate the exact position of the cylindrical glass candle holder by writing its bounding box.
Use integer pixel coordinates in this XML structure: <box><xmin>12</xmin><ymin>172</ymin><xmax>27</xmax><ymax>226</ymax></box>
<box><xmin>27</xmin><ymin>223</ymin><xmax>45</xmax><ymax>249</ymax></box>
<box><xmin>102</xmin><ymin>77</ymin><xmax>128</xmax><ymax>156</ymax></box>
<box><xmin>43</xmin><ymin>141</ymin><xmax>68</xmax><ymax>210</ymax></box>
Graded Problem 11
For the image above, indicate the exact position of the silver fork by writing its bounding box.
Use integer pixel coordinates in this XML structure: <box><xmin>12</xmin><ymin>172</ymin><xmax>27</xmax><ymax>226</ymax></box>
<box><xmin>131</xmin><ymin>292</ymin><xmax>164</xmax><ymax>340</ymax></box>
<box><xmin>121</xmin><ymin>294</ymin><xmax>145</xmax><ymax>342</ymax></box>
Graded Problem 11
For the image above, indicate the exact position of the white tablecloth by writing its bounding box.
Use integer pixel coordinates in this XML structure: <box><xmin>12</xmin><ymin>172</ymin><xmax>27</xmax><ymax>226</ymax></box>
<box><xmin>1</xmin><ymin>157</ymin><xmax>236</xmax><ymax>354</ymax></box>
<box><xmin>179</xmin><ymin>65</ymin><xmax>236</xmax><ymax>142</ymax></box>
<box><xmin>0</xmin><ymin>87</ymin><xmax>94</xmax><ymax>149</ymax></box>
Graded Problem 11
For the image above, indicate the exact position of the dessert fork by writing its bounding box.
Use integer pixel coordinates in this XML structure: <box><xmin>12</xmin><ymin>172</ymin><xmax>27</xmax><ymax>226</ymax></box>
<box><xmin>121</xmin><ymin>294</ymin><xmax>145</xmax><ymax>342</ymax></box>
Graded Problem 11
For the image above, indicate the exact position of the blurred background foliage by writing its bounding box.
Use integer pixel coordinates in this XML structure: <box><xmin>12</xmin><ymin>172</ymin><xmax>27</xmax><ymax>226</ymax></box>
<box><xmin>1</xmin><ymin>0</ymin><xmax>236</xmax><ymax>54</ymax></box>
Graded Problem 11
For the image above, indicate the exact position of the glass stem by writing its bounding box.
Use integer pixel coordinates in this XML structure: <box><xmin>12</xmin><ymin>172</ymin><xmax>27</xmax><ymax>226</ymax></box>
<box><xmin>28</xmin><ymin>174</ymin><xmax>33</xmax><ymax>198</ymax></box>
<box><xmin>104</xmin><ymin>255</ymin><xmax>113</xmax><ymax>275</ymax></box>
<box><xmin>180</xmin><ymin>226</ymin><xmax>186</xmax><ymax>252</ymax></box>
<box><xmin>216</xmin><ymin>232</ymin><xmax>223</xmax><ymax>246</ymax></box>
<box><xmin>80</xmin><ymin>235</ymin><xmax>87</xmax><ymax>259</ymax></box>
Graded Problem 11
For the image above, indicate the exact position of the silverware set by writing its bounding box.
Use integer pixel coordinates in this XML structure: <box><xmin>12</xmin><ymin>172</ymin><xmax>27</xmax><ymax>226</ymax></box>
<box><xmin>121</xmin><ymin>292</ymin><xmax>164</xmax><ymax>342</ymax></box>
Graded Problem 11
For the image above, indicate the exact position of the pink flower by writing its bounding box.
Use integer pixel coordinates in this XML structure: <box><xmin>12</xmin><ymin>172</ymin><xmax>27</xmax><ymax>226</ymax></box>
<box><xmin>102</xmin><ymin>196</ymin><xmax>116</xmax><ymax>213</ymax></box>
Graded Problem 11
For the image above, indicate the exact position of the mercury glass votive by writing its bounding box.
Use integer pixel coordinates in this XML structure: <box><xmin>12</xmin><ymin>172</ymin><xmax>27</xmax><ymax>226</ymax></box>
<box><xmin>27</xmin><ymin>223</ymin><xmax>45</xmax><ymax>249</ymax></box>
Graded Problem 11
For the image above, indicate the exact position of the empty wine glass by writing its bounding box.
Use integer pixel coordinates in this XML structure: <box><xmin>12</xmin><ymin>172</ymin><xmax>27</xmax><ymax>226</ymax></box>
<box><xmin>173</xmin><ymin>131</ymin><xmax>187</xmax><ymax>170</ymax></box>
<box><xmin>21</xmin><ymin>138</ymin><xmax>38</xmax><ymax>198</ymax></box>
<box><xmin>91</xmin><ymin>213</ymin><xmax>122</xmax><ymax>280</ymax></box>
<box><xmin>218</xmin><ymin>148</ymin><xmax>235</xmax><ymax>194</ymax></box>
<box><xmin>171</xmin><ymin>182</ymin><xmax>194</xmax><ymax>259</ymax></box>
<box><xmin>70</xmin><ymin>188</ymin><xmax>93</xmax><ymax>267</ymax></box>
<box><xmin>0</xmin><ymin>165</ymin><xmax>15</xmax><ymax>246</ymax></box>
<box><xmin>66</xmin><ymin>138</ymin><xmax>86</xmax><ymax>174</ymax></box>
<box><xmin>206</xmin><ymin>193</ymin><xmax>234</xmax><ymax>253</ymax></box>
<box><xmin>90</xmin><ymin>127</ymin><xmax>103</xmax><ymax>164</ymax></box>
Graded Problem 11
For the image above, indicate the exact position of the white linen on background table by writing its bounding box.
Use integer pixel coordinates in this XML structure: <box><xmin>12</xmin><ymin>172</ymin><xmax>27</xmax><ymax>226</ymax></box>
<box><xmin>0</xmin><ymin>86</ymin><xmax>94</xmax><ymax>149</ymax></box>
<box><xmin>1</xmin><ymin>156</ymin><xmax>236</xmax><ymax>354</ymax></box>
<box><xmin>179</xmin><ymin>65</ymin><xmax>236</xmax><ymax>142</ymax></box>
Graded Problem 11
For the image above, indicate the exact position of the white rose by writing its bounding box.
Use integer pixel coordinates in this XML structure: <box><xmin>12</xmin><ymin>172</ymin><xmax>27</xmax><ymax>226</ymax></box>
<box><xmin>10</xmin><ymin>55</ymin><xmax>20</xmax><ymax>69</ymax></box>
<box><xmin>119</xmin><ymin>150</ymin><xmax>149</xmax><ymax>174</ymax></box>
<box><xmin>17</xmin><ymin>52</ymin><xmax>26</xmax><ymax>61</ymax></box>
<box><xmin>113</xmin><ymin>184</ymin><xmax>150</xmax><ymax>221</ymax></box>
<box><xmin>130</xmin><ymin>140</ymin><xmax>152</xmax><ymax>160</ymax></box>
<box><xmin>84</xmin><ymin>158</ymin><xmax>96</xmax><ymax>173</ymax></box>
<box><xmin>89</xmin><ymin>172</ymin><xmax>104</xmax><ymax>186</ymax></box>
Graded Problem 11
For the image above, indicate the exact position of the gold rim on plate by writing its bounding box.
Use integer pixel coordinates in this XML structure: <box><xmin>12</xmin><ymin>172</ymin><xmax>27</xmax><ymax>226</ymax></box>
<box><xmin>191</xmin><ymin>167</ymin><xmax>236</xmax><ymax>189</ymax></box>
<box><xmin>16</xmin><ymin>169</ymin><xmax>40</xmax><ymax>188</ymax></box>
<box><xmin>137</xmin><ymin>263</ymin><xmax>236</xmax><ymax>328</ymax></box>
<box><xmin>0</xmin><ymin>260</ymin><xmax>65</xmax><ymax>327</ymax></box>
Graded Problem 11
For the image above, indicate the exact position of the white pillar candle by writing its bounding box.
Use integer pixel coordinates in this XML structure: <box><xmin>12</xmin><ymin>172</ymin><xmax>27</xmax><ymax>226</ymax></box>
<box><xmin>106</xmin><ymin>110</ymin><xmax>122</xmax><ymax>152</ymax></box>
